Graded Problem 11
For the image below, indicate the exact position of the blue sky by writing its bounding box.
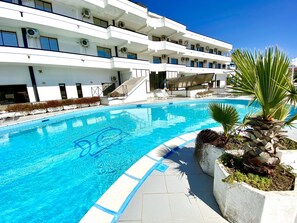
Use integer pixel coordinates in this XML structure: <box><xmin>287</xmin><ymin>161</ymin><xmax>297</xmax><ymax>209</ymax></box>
<box><xmin>139</xmin><ymin>0</ymin><xmax>297</xmax><ymax>59</ymax></box>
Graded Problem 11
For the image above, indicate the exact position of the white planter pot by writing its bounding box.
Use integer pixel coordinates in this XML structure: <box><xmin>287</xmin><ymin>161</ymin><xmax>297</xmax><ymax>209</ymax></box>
<box><xmin>29</xmin><ymin>109</ymin><xmax>47</xmax><ymax>115</ymax></box>
<box><xmin>198</xmin><ymin>144</ymin><xmax>223</xmax><ymax>177</ymax></box>
<box><xmin>77</xmin><ymin>104</ymin><xmax>89</xmax><ymax>108</ymax></box>
<box><xmin>47</xmin><ymin>107</ymin><xmax>63</xmax><ymax>113</ymax></box>
<box><xmin>213</xmin><ymin>160</ymin><xmax>297</xmax><ymax>223</ymax></box>
<box><xmin>63</xmin><ymin>105</ymin><xmax>77</xmax><ymax>110</ymax></box>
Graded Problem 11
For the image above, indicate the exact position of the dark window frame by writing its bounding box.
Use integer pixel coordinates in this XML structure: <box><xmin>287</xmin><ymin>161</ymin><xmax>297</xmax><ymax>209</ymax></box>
<box><xmin>170</xmin><ymin>58</ymin><xmax>178</xmax><ymax>65</ymax></box>
<box><xmin>127</xmin><ymin>52</ymin><xmax>137</xmax><ymax>60</ymax></box>
<box><xmin>97</xmin><ymin>46</ymin><xmax>112</xmax><ymax>58</ymax></box>
<box><xmin>93</xmin><ymin>17</ymin><xmax>108</xmax><ymax>28</ymax></box>
<box><xmin>152</xmin><ymin>36</ymin><xmax>161</xmax><ymax>41</ymax></box>
<box><xmin>40</xmin><ymin>36</ymin><xmax>59</xmax><ymax>51</ymax></box>
<box><xmin>153</xmin><ymin>56</ymin><xmax>161</xmax><ymax>64</ymax></box>
<box><xmin>198</xmin><ymin>61</ymin><xmax>204</xmax><ymax>68</ymax></box>
<box><xmin>34</xmin><ymin>0</ymin><xmax>53</xmax><ymax>12</ymax></box>
<box><xmin>0</xmin><ymin>30</ymin><xmax>19</xmax><ymax>47</ymax></box>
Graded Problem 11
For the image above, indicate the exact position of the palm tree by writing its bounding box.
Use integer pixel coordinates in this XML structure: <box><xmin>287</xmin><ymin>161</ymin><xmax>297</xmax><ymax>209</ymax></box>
<box><xmin>231</xmin><ymin>47</ymin><xmax>297</xmax><ymax>175</ymax></box>
<box><xmin>209</xmin><ymin>103</ymin><xmax>239</xmax><ymax>139</ymax></box>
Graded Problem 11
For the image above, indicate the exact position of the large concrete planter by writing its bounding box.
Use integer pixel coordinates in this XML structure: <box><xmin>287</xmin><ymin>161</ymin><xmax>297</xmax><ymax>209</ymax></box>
<box><xmin>213</xmin><ymin>160</ymin><xmax>297</xmax><ymax>223</ymax></box>
<box><xmin>197</xmin><ymin>144</ymin><xmax>224</xmax><ymax>177</ymax></box>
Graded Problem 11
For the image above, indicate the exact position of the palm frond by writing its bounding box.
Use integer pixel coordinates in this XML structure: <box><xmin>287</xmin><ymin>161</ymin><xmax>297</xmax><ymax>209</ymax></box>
<box><xmin>209</xmin><ymin>103</ymin><xmax>239</xmax><ymax>137</ymax></box>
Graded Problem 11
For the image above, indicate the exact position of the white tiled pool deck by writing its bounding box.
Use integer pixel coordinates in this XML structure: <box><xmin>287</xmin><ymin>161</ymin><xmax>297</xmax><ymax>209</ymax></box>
<box><xmin>118</xmin><ymin>140</ymin><xmax>228</xmax><ymax>223</ymax></box>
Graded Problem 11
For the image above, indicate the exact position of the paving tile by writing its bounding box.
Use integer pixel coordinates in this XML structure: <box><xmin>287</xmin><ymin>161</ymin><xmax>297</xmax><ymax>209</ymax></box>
<box><xmin>165</xmin><ymin>175</ymin><xmax>189</xmax><ymax>193</ymax></box>
<box><xmin>141</xmin><ymin>175</ymin><xmax>167</xmax><ymax>193</ymax></box>
<box><xmin>168</xmin><ymin>193</ymin><xmax>204</xmax><ymax>222</ymax></box>
<box><xmin>142</xmin><ymin>194</ymin><xmax>171</xmax><ymax>221</ymax></box>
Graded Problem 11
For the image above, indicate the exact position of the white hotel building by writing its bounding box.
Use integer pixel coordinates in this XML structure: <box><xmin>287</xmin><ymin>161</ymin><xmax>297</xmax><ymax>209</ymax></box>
<box><xmin>0</xmin><ymin>0</ymin><xmax>232</xmax><ymax>104</ymax></box>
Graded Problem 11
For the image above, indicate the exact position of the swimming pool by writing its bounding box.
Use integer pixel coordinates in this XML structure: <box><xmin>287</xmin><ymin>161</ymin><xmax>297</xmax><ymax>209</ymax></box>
<box><xmin>0</xmin><ymin>99</ymin><xmax>258</xmax><ymax>222</ymax></box>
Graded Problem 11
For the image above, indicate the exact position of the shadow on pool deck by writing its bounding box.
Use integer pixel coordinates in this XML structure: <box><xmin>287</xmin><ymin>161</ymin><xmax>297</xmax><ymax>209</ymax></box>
<box><xmin>118</xmin><ymin>142</ymin><xmax>228</xmax><ymax>223</ymax></box>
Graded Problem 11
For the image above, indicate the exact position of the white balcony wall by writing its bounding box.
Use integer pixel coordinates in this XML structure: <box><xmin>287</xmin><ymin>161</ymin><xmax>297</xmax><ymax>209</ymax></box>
<box><xmin>107</xmin><ymin>0</ymin><xmax>147</xmax><ymax>19</ymax></box>
<box><xmin>0</xmin><ymin>47</ymin><xmax>112</xmax><ymax>69</ymax></box>
<box><xmin>112</xmin><ymin>57</ymin><xmax>150</xmax><ymax>70</ymax></box>
<box><xmin>83</xmin><ymin>0</ymin><xmax>107</xmax><ymax>9</ymax></box>
<box><xmin>183</xmin><ymin>50</ymin><xmax>232</xmax><ymax>63</ymax></box>
<box><xmin>150</xmin><ymin>63</ymin><xmax>186</xmax><ymax>73</ymax></box>
<box><xmin>107</xmin><ymin>26</ymin><xmax>149</xmax><ymax>45</ymax></box>
<box><xmin>0</xmin><ymin>65</ymin><xmax>35</xmax><ymax>102</ymax></box>
<box><xmin>184</xmin><ymin>67</ymin><xmax>229</xmax><ymax>75</ymax></box>
<box><xmin>148</xmin><ymin>41</ymin><xmax>186</xmax><ymax>53</ymax></box>
<box><xmin>0</xmin><ymin>3</ymin><xmax>108</xmax><ymax>40</ymax></box>
<box><xmin>147</xmin><ymin>14</ymin><xmax>186</xmax><ymax>33</ymax></box>
<box><xmin>183</xmin><ymin>31</ymin><xmax>232</xmax><ymax>51</ymax></box>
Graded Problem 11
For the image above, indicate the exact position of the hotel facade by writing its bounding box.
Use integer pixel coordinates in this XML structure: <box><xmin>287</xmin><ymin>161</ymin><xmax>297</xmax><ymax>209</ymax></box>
<box><xmin>0</xmin><ymin>0</ymin><xmax>232</xmax><ymax>104</ymax></box>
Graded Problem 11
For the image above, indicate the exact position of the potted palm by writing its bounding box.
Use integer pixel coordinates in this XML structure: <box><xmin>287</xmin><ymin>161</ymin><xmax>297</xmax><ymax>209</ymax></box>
<box><xmin>195</xmin><ymin>103</ymin><xmax>240</xmax><ymax>176</ymax></box>
<box><xmin>213</xmin><ymin>47</ymin><xmax>297</xmax><ymax>223</ymax></box>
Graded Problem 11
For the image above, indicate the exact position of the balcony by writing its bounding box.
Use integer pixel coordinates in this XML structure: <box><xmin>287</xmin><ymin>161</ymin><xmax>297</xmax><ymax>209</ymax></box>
<box><xmin>148</xmin><ymin>41</ymin><xmax>186</xmax><ymax>54</ymax></box>
<box><xmin>111</xmin><ymin>57</ymin><xmax>150</xmax><ymax>70</ymax></box>
<box><xmin>0</xmin><ymin>2</ymin><xmax>148</xmax><ymax>45</ymax></box>
<box><xmin>183</xmin><ymin>30</ymin><xmax>232</xmax><ymax>51</ymax></box>
<box><xmin>184</xmin><ymin>66</ymin><xmax>231</xmax><ymax>75</ymax></box>
<box><xmin>0</xmin><ymin>46</ymin><xmax>112</xmax><ymax>68</ymax></box>
<box><xmin>150</xmin><ymin>63</ymin><xmax>186</xmax><ymax>73</ymax></box>
<box><xmin>183</xmin><ymin>49</ymin><xmax>231</xmax><ymax>63</ymax></box>
<box><xmin>107</xmin><ymin>26</ymin><xmax>148</xmax><ymax>46</ymax></box>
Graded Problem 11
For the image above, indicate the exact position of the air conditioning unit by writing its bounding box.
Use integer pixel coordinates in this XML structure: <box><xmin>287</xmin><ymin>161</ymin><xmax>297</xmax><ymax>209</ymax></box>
<box><xmin>161</xmin><ymin>54</ymin><xmax>167</xmax><ymax>59</ymax></box>
<box><xmin>80</xmin><ymin>38</ymin><xmax>89</xmax><ymax>47</ymax></box>
<box><xmin>196</xmin><ymin>43</ymin><xmax>200</xmax><ymax>48</ymax></box>
<box><xmin>181</xmin><ymin>57</ymin><xmax>185</xmax><ymax>62</ymax></box>
<box><xmin>205</xmin><ymin>46</ymin><xmax>209</xmax><ymax>51</ymax></box>
<box><xmin>194</xmin><ymin>59</ymin><xmax>198</xmax><ymax>62</ymax></box>
<box><xmin>118</xmin><ymin>21</ymin><xmax>125</xmax><ymax>28</ymax></box>
<box><xmin>185</xmin><ymin>57</ymin><xmax>189</xmax><ymax>62</ymax></box>
<box><xmin>120</xmin><ymin>47</ymin><xmax>127</xmax><ymax>53</ymax></box>
<box><xmin>111</xmin><ymin>76</ymin><xmax>117</xmax><ymax>82</ymax></box>
<box><xmin>82</xmin><ymin>8</ymin><xmax>90</xmax><ymax>18</ymax></box>
<box><xmin>161</xmin><ymin>35</ymin><xmax>167</xmax><ymax>41</ymax></box>
<box><xmin>178</xmin><ymin>39</ymin><xmax>183</xmax><ymax>45</ymax></box>
<box><xmin>214</xmin><ymin>48</ymin><xmax>218</xmax><ymax>52</ymax></box>
<box><xmin>184</xmin><ymin>40</ymin><xmax>189</xmax><ymax>46</ymax></box>
<box><xmin>26</xmin><ymin>28</ymin><xmax>39</xmax><ymax>38</ymax></box>
<box><xmin>203</xmin><ymin>60</ymin><xmax>207</xmax><ymax>63</ymax></box>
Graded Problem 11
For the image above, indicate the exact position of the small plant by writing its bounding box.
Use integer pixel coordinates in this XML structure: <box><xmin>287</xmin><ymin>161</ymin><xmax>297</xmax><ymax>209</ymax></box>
<box><xmin>46</xmin><ymin>100</ymin><xmax>63</xmax><ymax>108</ymax></box>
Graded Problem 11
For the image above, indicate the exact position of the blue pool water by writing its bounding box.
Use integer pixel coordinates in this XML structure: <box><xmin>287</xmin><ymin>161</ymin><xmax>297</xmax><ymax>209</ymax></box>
<box><xmin>0</xmin><ymin>99</ymin><xmax>260</xmax><ymax>222</ymax></box>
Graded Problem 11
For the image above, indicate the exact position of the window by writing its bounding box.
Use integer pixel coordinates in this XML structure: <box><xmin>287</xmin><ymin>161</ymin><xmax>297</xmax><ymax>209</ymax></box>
<box><xmin>127</xmin><ymin>52</ymin><xmax>137</xmax><ymax>59</ymax></box>
<box><xmin>209</xmin><ymin>49</ymin><xmax>213</xmax><ymax>54</ymax></box>
<box><xmin>198</xmin><ymin>47</ymin><xmax>204</xmax><ymax>52</ymax></box>
<box><xmin>217</xmin><ymin>63</ymin><xmax>221</xmax><ymax>69</ymax></box>
<box><xmin>190</xmin><ymin>60</ymin><xmax>194</xmax><ymax>67</ymax></box>
<box><xmin>97</xmin><ymin>46</ymin><xmax>111</xmax><ymax>58</ymax></box>
<box><xmin>59</xmin><ymin>83</ymin><xmax>67</xmax><ymax>99</ymax></box>
<box><xmin>35</xmin><ymin>0</ymin><xmax>52</xmax><ymax>12</ymax></box>
<box><xmin>0</xmin><ymin>31</ymin><xmax>18</xmax><ymax>47</ymax></box>
<box><xmin>198</xmin><ymin>61</ymin><xmax>203</xmax><ymax>68</ymax></box>
<box><xmin>40</xmin><ymin>36</ymin><xmax>59</xmax><ymax>51</ymax></box>
<box><xmin>93</xmin><ymin>17</ymin><xmax>108</xmax><ymax>28</ymax></box>
<box><xmin>153</xmin><ymin>56</ymin><xmax>161</xmax><ymax>64</ymax></box>
<box><xmin>208</xmin><ymin>63</ymin><xmax>213</xmax><ymax>68</ymax></box>
<box><xmin>152</xmin><ymin>36</ymin><xmax>161</xmax><ymax>41</ymax></box>
<box><xmin>3</xmin><ymin>0</ymin><xmax>13</xmax><ymax>2</ymax></box>
<box><xmin>191</xmin><ymin>45</ymin><xmax>195</xmax><ymax>50</ymax></box>
<box><xmin>171</xmin><ymin>58</ymin><xmax>178</xmax><ymax>64</ymax></box>
<box><xmin>76</xmin><ymin>83</ymin><xmax>83</xmax><ymax>98</ymax></box>
<box><xmin>218</xmin><ymin>51</ymin><xmax>222</xmax><ymax>55</ymax></box>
